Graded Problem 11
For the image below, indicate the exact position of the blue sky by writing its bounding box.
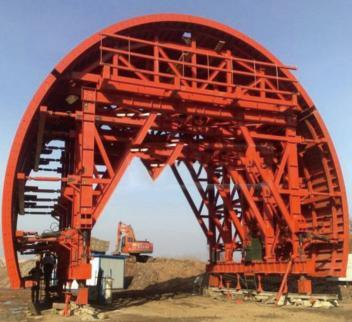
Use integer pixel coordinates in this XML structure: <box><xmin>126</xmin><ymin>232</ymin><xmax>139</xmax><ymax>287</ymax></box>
<box><xmin>0</xmin><ymin>0</ymin><xmax>351</xmax><ymax>259</ymax></box>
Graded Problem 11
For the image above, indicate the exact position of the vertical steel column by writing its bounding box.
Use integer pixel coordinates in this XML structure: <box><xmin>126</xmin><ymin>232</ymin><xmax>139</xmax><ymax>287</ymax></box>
<box><xmin>286</xmin><ymin>115</ymin><xmax>301</xmax><ymax>258</ymax></box>
<box><xmin>207</xmin><ymin>166</ymin><xmax>217</xmax><ymax>264</ymax></box>
<box><xmin>67</xmin><ymin>88</ymin><xmax>97</xmax><ymax>304</ymax></box>
<box><xmin>79</xmin><ymin>88</ymin><xmax>96</xmax><ymax>231</ymax></box>
<box><xmin>222</xmin><ymin>167</ymin><xmax>234</xmax><ymax>262</ymax></box>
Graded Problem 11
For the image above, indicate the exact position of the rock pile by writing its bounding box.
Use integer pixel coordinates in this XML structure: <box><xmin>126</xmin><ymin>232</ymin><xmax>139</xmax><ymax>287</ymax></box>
<box><xmin>52</xmin><ymin>302</ymin><xmax>108</xmax><ymax>321</ymax></box>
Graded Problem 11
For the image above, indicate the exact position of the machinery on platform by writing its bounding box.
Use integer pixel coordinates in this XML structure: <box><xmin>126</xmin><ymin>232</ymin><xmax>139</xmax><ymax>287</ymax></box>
<box><xmin>114</xmin><ymin>222</ymin><xmax>153</xmax><ymax>261</ymax></box>
<box><xmin>2</xmin><ymin>14</ymin><xmax>349</xmax><ymax>306</ymax></box>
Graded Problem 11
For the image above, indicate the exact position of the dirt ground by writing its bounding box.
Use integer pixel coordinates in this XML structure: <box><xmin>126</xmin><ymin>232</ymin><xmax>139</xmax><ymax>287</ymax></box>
<box><xmin>1</xmin><ymin>258</ymin><xmax>352</xmax><ymax>322</ymax></box>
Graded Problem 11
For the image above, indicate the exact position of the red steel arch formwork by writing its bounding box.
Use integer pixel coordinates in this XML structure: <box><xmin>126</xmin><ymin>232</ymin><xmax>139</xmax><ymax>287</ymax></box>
<box><xmin>2</xmin><ymin>14</ymin><xmax>349</xmax><ymax>304</ymax></box>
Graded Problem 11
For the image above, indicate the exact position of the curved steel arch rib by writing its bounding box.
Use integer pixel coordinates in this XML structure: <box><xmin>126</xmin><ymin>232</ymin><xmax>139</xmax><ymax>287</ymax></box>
<box><xmin>2</xmin><ymin>14</ymin><xmax>349</xmax><ymax>300</ymax></box>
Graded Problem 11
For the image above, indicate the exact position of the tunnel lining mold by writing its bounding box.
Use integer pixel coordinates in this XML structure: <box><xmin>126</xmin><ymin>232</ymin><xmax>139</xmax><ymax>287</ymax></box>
<box><xmin>2</xmin><ymin>14</ymin><xmax>349</xmax><ymax>302</ymax></box>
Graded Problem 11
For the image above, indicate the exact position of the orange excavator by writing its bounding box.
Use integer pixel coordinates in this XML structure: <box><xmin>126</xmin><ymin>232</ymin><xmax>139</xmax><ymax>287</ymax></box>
<box><xmin>114</xmin><ymin>222</ymin><xmax>153</xmax><ymax>262</ymax></box>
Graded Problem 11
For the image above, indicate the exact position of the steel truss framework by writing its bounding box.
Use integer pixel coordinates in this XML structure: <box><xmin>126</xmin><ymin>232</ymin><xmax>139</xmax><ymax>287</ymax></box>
<box><xmin>2</xmin><ymin>14</ymin><xmax>349</xmax><ymax>303</ymax></box>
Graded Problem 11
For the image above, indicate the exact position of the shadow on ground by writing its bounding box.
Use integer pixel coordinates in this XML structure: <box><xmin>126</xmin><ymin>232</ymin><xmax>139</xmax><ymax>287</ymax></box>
<box><xmin>95</xmin><ymin>275</ymin><xmax>202</xmax><ymax>311</ymax></box>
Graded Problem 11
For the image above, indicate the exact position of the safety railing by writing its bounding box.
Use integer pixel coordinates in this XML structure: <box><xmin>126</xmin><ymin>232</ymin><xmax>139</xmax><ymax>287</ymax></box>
<box><xmin>99</xmin><ymin>32</ymin><xmax>298</xmax><ymax>104</ymax></box>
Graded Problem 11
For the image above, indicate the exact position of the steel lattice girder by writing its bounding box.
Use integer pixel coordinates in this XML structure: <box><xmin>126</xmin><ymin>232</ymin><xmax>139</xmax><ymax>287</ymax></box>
<box><xmin>2</xmin><ymin>14</ymin><xmax>349</xmax><ymax>299</ymax></box>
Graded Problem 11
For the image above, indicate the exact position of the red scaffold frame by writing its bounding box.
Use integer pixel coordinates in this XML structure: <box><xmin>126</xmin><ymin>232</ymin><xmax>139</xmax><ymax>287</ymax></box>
<box><xmin>2</xmin><ymin>14</ymin><xmax>349</xmax><ymax>304</ymax></box>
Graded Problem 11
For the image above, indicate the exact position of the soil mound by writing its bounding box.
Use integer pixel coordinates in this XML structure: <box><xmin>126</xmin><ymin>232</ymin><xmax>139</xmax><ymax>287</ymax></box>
<box><xmin>125</xmin><ymin>257</ymin><xmax>205</xmax><ymax>292</ymax></box>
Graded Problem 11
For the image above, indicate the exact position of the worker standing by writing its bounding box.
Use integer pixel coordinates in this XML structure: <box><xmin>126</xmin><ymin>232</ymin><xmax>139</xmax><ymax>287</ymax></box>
<box><xmin>42</xmin><ymin>252</ymin><xmax>55</xmax><ymax>301</ymax></box>
<box><xmin>28</xmin><ymin>261</ymin><xmax>42</xmax><ymax>303</ymax></box>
